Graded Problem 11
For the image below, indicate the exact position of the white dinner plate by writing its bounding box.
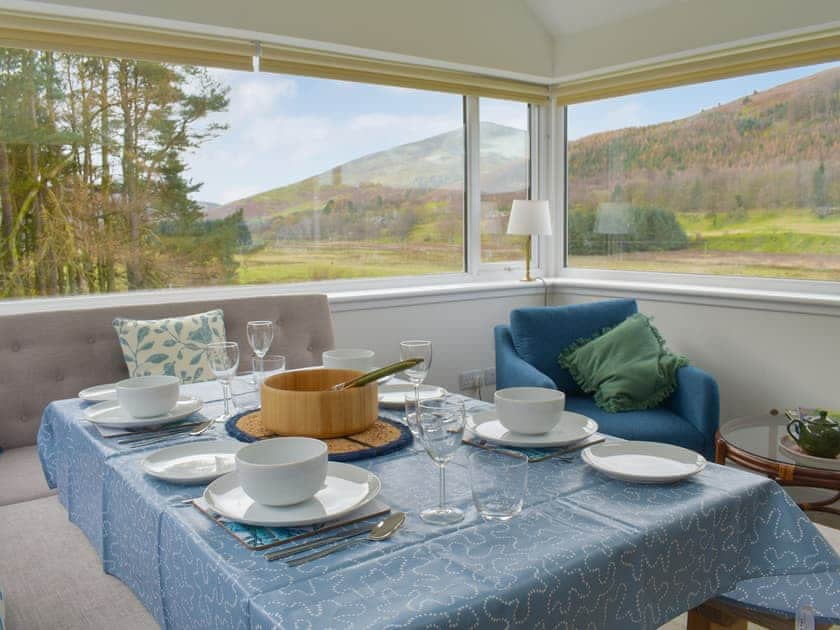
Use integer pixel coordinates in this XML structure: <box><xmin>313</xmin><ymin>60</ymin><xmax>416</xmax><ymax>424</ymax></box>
<box><xmin>378</xmin><ymin>384</ymin><xmax>447</xmax><ymax>408</ymax></box>
<box><xmin>142</xmin><ymin>440</ymin><xmax>243</xmax><ymax>485</ymax></box>
<box><xmin>83</xmin><ymin>397</ymin><xmax>204</xmax><ymax>429</ymax></box>
<box><xmin>779</xmin><ymin>435</ymin><xmax>840</xmax><ymax>471</ymax></box>
<box><xmin>203</xmin><ymin>462</ymin><xmax>381</xmax><ymax>527</ymax></box>
<box><xmin>467</xmin><ymin>410</ymin><xmax>598</xmax><ymax>447</ymax></box>
<box><xmin>582</xmin><ymin>441</ymin><xmax>706</xmax><ymax>484</ymax></box>
<box><xmin>78</xmin><ymin>383</ymin><xmax>117</xmax><ymax>402</ymax></box>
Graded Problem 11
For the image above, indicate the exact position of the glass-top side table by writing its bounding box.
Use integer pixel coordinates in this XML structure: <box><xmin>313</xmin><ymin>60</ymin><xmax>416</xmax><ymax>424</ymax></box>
<box><xmin>717</xmin><ymin>414</ymin><xmax>840</xmax><ymax>515</ymax></box>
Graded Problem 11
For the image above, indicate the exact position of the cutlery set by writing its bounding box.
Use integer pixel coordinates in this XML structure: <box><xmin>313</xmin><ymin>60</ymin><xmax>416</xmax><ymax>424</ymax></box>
<box><xmin>265</xmin><ymin>511</ymin><xmax>406</xmax><ymax>567</ymax></box>
<box><xmin>114</xmin><ymin>420</ymin><xmax>213</xmax><ymax>448</ymax></box>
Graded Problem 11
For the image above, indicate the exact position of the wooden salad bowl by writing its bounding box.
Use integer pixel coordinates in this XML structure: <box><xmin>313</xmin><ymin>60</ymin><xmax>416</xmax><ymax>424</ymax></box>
<box><xmin>260</xmin><ymin>368</ymin><xmax>378</xmax><ymax>438</ymax></box>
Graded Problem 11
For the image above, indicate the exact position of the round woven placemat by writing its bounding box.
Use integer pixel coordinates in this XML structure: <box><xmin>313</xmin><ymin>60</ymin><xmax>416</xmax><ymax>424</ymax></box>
<box><xmin>224</xmin><ymin>410</ymin><xmax>412</xmax><ymax>462</ymax></box>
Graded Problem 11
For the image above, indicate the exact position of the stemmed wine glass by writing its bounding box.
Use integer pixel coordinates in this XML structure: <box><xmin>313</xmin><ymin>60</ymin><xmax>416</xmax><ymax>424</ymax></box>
<box><xmin>399</xmin><ymin>340</ymin><xmax>432</xmax><ymax>406</ymax></box>
<box><xmin>247</xmin><ymin>321</ymin><xmax>274</xmax><ymax>384</ymax></box>
<box><xmin>207</xmin><ymin>341</ymin><xmax>240</xmax><ymax>422</ymax></box>
<box><xmin>417</xmin><ymin>398</ymin><xmax>465</xmax><ymax>525</ymax></box>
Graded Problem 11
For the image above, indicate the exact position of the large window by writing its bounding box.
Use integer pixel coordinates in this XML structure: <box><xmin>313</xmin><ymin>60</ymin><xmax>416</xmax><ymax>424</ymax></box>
<box><xmin>0</xmin><ymin>46</ymin><xmax>529</xmax><ymax>299</ymax></box>
<box><xmin>567</xmin><ymin>61</ymin><xmax>840</xmax><ymax>282</ymax></box>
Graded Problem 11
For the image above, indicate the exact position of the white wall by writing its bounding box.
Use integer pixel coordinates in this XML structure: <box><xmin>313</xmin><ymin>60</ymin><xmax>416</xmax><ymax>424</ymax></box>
<box><xmin>331</xmin><ymin>292</ymin><xmax>546</xmax><ymax>397</ymax></box>
<box><xmin>22</xmin><ymin>0</ymin><xmax>554</xmax><ymax>79</ymax></box>
<box><xmin>552</xmin><ymin>0</ymin><xmax>840</xmax><ymax>78</ymax></box>
<box><xmin>551</xmin><ymin>290</ymin><xmax>840</xmax><ymax>422</ymax></box>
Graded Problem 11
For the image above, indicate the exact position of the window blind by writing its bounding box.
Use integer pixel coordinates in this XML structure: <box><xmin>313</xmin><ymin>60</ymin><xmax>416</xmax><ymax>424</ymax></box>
<box><xmin>0</xmin><ymin>9</ymin><xmax>550</xmax><ymax>103</ymax></box>
<box><xmin>552</xmin><ymin>26</ymin><xmax>840</xmax><ymax>104</ymax></box>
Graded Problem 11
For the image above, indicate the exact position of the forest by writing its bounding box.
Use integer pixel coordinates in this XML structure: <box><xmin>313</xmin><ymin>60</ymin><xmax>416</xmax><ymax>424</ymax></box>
<box><xmin>0</xmin><ymin>48</ymin><xmax>250</xmax><ymax>298</ymax></box>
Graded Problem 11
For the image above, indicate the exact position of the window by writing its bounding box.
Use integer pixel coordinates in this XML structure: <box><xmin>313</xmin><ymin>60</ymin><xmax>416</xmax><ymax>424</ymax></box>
<box><xmin>480</xmin><ymin>98</ymin><xmax>530</xmax><ymax>263</ymax></box>
<box><xmin>566</xmin><ymin>61</ymin><xmax>840</xmax><ymax>282</ymax></box>
<box><xmin>0</xmin><ymin>46</ymin><xmax>487</xmax><ymax>299</ymax></box>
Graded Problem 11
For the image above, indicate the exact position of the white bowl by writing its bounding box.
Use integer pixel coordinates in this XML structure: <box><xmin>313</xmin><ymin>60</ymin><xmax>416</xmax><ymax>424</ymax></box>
<box><xmin>494</xmin><ymin>387</ymin><xmax>565</xmax><ymax>435</ymax></box>
<box><xmin>235</xmin><ymin>437</ymin><xmax>328</xmax><ymax>506</ymax></box>
<box><xmin>322</xmin><ymin>348</ymin><xmax>376</xmax><ymax>372</ymax></box>
<box><xmin>116</xmin><ymin>375</ymin><xmax>180</xmax><ymax>418</ymax></box>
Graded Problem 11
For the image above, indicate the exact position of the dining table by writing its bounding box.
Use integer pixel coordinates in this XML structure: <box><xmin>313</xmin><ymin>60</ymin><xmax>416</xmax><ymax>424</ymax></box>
<box><xmin>37</xmin><ymin>379</ymin><xmax>840</xmax><ymax>629</ymax></box>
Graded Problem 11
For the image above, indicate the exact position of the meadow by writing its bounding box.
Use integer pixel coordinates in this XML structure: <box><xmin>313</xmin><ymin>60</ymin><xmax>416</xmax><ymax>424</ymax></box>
<box><xmin>234</xmin><ymin>207</ymin><xmax>840</xmax><ymax>285</ymax></box>
<box><xmin>570</xmin><ymin>207</ymin><xmax>840</xmax><ymax>281</ymax></box>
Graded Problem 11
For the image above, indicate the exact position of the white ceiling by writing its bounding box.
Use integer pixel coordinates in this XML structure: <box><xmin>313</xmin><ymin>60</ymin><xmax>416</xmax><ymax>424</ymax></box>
<box><xmin>524</xmin><ymin>0</ymin><xmax>681</xmax><ymax>35</ymax></box>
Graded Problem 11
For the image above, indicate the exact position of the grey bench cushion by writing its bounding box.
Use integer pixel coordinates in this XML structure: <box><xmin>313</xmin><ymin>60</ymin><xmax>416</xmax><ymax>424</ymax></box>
<box><xmin>0</xmin><ymin>495</ymin><xmax>157</xmax><ymax>629</ymax></box>
<box><xmin>0</xmin><ymin>446</ymin><xmax>55</xmax><ymax>506</ymax></box>
<box><xmin>0</xmin><ymin>293</ymin><xmax>334</xmax><ymax>449</ymax></box>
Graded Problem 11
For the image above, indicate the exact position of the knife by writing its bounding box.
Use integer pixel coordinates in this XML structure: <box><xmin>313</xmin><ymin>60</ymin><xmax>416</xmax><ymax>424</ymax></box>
<box><xmin>265</xmin><ymin>524</ymin><xmax>374</xmax><ymax>561</ymax></box>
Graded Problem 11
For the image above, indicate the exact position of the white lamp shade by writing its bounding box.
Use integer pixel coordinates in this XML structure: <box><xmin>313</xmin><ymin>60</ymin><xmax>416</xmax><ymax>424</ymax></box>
<box><xmin>507</xmin><ymin>200</ymin><xmax>552</xmax><ymax>236</ymax></box>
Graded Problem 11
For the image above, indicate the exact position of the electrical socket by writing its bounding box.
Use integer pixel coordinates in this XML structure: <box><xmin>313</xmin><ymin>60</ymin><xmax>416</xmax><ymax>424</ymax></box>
<box><xmin>482</xmin><ymin>367</ymin><xmax>496</xmax><ymax>387</ymax></box>
<box><xmin>459</xmin><ymin>369</ymin><xmax>483</xmax><ymax>391</ymax></box>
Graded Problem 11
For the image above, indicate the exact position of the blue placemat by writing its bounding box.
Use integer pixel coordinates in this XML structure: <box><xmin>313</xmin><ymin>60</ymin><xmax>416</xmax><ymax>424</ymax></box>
<box><xmin>224</xmin><ymin>410</ymin><xmax>412</xmax><ymax>462</ymax></box>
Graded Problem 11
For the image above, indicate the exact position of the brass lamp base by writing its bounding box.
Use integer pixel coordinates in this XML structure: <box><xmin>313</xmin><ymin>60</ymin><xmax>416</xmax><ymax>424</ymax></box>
<box><xmin>521</xmin><ymin>234</ymin><xmax>536</xmax><ymax>282</ymax></box>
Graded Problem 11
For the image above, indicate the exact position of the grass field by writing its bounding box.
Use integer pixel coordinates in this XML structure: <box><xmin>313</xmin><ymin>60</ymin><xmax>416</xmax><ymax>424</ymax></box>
<box><xmin>571</xmin><ymin>207</ymin><xmax>840</xmax><ymax>281</ymax></box>
<box><xmin>233</xmin><ymin>208</ymin><xmax>840</xmax><ymax>284</ymax></box>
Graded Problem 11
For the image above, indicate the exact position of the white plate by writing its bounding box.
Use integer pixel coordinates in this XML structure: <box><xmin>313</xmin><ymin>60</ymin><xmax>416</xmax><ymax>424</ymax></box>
<box><xmin>467</xmin><ymin>410</ymin><xmax>598</xmax><ymax>447</ymax></box>
<box><xmin>378</xmin><ymin>384</ymin><xmax>447</xmax><ymax>408</ymax></box>
<box><xmin>83</xmin><ymin>397</ymin><xmax>204</xmax><ymax>429</ymax></box>
<box><xmin>582</xmin><ymin>441</ymin><xmax>706</xmax><ymax>484</ymax></box>
<box><xmin>203</xmin><ymin>462</ymin><xmax>381</xmax><ymax>527</ymax></box>
<box><xmin>142</xmin><ymin>441</ymin><xmax>243</xmax><ymax>485</ymax></box>
<box><xmin>79</xmin><ymin>383</ymin><xmax>117</xmax><ymax>402</ymax></box>
<box><xmin>779</xmin><ymin>435</ymin><xmax>840</xmax><ymax>472</ymax></box>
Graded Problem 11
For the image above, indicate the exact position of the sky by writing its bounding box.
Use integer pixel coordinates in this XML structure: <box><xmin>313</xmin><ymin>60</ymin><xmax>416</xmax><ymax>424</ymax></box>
<box><xmin>185</xmin><ymin>61</ymin><xmax>838</xmax><ymax>205</ymax></box>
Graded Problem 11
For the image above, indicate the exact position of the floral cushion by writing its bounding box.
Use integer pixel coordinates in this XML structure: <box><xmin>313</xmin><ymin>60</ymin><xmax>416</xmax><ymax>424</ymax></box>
<box><xmin>113</xmin><ymin>309</ymin><xmax>226</xmax><ymax>384</ymax></box>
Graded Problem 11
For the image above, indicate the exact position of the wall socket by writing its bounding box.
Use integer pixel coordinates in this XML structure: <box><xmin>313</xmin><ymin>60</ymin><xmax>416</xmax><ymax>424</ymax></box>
<box><xmin>459</xmin><ymin>369</ymin><xmax>483</xmax><ymax>391</ymax></box>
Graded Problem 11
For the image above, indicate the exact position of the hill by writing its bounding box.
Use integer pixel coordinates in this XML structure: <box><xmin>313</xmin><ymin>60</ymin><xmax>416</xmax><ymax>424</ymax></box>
<box><xmin>205</xmin><ymin>121</ymin><xmax>528</xmax><ymax>223</ymax></box>
<box><xmin>568</xmin><ymin>66</ymin><xmax>840</xmax><ymax>213</ymax></box>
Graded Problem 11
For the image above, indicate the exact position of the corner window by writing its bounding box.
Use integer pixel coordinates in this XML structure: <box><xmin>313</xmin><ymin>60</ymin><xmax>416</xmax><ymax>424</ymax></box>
<box><xmin>566</xmin><ymin>61</ymin><xmax>840</xmax><ymax>282</ymax></box>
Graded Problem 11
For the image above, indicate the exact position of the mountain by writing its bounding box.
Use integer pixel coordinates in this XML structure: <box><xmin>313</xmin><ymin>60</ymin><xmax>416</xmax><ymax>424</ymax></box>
<box><xmin>206</xmin><ymin>67</ymin><xmax>839</xmax><ymax>238</ymax></box>
<box><xmin>205</xmin><ymin>121</ymin><xmax>528</xmax><ymax>222</ymax></box>
<box><xmin>568</xmin><ymin>66</ymin><xmax>840</xmax><ymax>212</ymax></box>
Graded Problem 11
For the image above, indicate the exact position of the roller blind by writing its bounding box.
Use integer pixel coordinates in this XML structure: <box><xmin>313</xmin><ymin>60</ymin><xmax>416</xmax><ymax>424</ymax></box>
<box><xmin>259</xmin><ymin>44</ymin><xmax>550</xmax><ymax>103</ymax></box>
<box><xmin>552</xmin><ymin>26</ymin><xmax>840</xmax><ymax>104</ymax></box>
<box><xmin>0</xmin><ymin>10</ymin><xmax>550</xmax><ymax>103</ymax></box>
<box><xmin>0</xmin><ymin>11</ymin><xmax>254</xmax><ymax>70</ymax></box>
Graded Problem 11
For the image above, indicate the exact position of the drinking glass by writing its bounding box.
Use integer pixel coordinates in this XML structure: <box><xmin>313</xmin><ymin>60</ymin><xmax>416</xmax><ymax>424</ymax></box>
<box><xmin>404</xmin><ymin>392</ymin><xmax>421</xmax><ymax>439</ymax></box>
<box><xmin>247</xmin><ymin>321</ymin><xmax>274</xmax><ymax>383</ymax></box>
<box><xmin>469</xmin><ymin>449</ymin><xmax>528</xmax><ymax>521</ymax></box>
<box><xmin>207</xmin><ymin>341</ymin><xmax>240</xmax><ymax>422</ymax></box>
<box><xmin>417</xmin><ymin>398</ymin><xmax>465</xmax><ymax>525</ymax></box>
<box><xmin>231</xmin><ymin>373</ymin><xmax>260</xmax><ymax>412</ymax></box>
<box><xmin>252</xmin><ymin>354</ymin><xmax>286</xmax><ymax>385</ymax></box>
<box><xmin>400</xmin><ymin>340</ymin><xmax>432</xmax><ymax>407</ymax></box>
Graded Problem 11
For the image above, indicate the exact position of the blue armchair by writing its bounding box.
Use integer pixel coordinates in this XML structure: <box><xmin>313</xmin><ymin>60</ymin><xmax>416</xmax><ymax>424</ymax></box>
<box><xmin>494</xmin><ymin>299</ymin><xmax>720</xmax><ymax>459</ymax></box>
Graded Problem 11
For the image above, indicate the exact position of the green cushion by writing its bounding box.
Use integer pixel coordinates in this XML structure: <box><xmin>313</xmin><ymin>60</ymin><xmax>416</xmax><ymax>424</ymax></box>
<box><xmin>558</xmin><ymin>313</ymin><xmax>687</xmax><ymax>413</ymax></box>
<box><xmin>112</xmin><ymin>309</ymin><xmax>226</xmax><ymax>384</ymax></box>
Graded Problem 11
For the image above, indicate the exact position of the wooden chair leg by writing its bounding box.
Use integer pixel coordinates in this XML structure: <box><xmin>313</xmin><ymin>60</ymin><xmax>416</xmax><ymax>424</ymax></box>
<box><xmin>688</xmin><ymin>605</ymin><xmax>748</xmax><ymax>630</ymax></box>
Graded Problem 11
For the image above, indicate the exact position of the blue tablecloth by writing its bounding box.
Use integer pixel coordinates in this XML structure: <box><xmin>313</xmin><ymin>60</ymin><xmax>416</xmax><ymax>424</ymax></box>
<box><xmin>38</xmin><ymin>382</ymin><xmax>840</xmax><ymax>629</ymax></box>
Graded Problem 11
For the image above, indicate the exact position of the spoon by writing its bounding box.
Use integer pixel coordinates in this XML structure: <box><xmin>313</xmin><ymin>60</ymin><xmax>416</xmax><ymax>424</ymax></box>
<box><xmin>189</xmin><ymin>420</ymin><xmax>214</xmax><ymax>436</ymax></box>
<box><xmin>286</xmin><ymin>511</ymin><xmax>406</xmax><ymax>567</ymax></box>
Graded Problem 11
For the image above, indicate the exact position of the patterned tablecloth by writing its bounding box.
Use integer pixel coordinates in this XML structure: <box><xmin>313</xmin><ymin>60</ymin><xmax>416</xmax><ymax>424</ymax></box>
<box><xmin>38</xmin><ymin>381</ymin><xmax>840</xmax><ymax>629</ymax></box>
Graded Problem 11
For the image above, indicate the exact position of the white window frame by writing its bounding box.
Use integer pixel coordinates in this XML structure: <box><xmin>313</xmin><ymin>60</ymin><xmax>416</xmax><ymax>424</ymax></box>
<box><xmin>557</xmin><ymin>86</ymin><xmax>840</xmax><ymax>301</ymax></box>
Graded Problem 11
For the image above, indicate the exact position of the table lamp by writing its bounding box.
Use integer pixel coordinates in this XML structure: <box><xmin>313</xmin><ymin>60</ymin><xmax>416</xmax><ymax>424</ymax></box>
<box><xmin>507</xmin><ymin>200</ymin><xmax>552</xmax><ymax>281</ymax></box>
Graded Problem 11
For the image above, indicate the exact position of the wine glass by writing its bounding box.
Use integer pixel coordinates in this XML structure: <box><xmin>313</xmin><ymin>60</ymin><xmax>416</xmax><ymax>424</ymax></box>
<box><xmin>399</xmin><ymin>340</ymin><xmax>432</xmax><ymax>406</ymax></box>
<box><xmin>207</xmin><ymin>341</ymin><xmax>240</xmax><ymax>422</ymax></box>
<box><xmin>247</xmin><ymin>321</ymin><xmax>274</xmax><ymax>384</ymax></box>
<box><xmin>417</xmin><ymin>398</ymin><xmax>465</xmax><ymax>525</ymax></box>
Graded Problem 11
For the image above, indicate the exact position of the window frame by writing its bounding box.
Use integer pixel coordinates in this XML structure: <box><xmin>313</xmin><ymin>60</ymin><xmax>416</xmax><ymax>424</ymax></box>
<box><xmin>0</xmin><ymin>43</ymin><xmax>550</xmax><ymax>307</ymax></box>
<box><xmin>557</xmin><ymin>67</ymin><xmax>840</xmax><ymax>299</ymax></box>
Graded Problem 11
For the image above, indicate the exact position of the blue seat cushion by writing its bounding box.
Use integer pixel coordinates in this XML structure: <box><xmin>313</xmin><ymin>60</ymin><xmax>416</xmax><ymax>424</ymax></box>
<box><xmin>566</xmin><ymin>396</ymin><xmax>706</xmax><ymax>454</ymax></box>
<box><xmin>509</xmin><ymin>299</ymin><xmax>638</xmax><ymax>394</ymax></box>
